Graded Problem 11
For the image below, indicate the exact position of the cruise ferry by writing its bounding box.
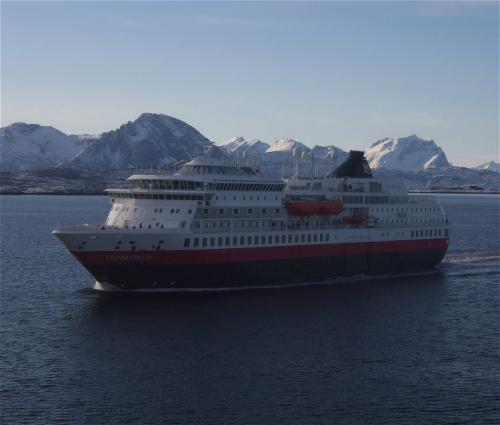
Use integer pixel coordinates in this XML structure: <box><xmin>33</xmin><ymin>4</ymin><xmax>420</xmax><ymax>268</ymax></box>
<box><xmin>53</xmin><ymin>148</ymin><xmax>450</xmax><ymax>290</ymax></box>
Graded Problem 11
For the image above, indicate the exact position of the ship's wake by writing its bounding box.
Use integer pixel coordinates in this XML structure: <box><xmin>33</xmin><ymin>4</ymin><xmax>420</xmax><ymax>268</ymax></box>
<box><xmin>439</xmin><ymin>250</ymin><xmax>499</xmax><ymax>278</ymax></box>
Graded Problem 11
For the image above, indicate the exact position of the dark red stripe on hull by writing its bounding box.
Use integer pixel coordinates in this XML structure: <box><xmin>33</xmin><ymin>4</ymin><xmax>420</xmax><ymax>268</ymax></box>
<box><xmin>73</xmin><ymin>238</ymin><xmax>448</xmax><ymax>266</ymax></box>
<box><xmin>70</xmin><ymin>239</ymin><xmax>448</xmax><ymax>290</ymax></box>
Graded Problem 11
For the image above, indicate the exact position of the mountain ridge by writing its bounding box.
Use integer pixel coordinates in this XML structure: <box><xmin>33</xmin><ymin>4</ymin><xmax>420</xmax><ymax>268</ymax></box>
<box><xmin>1</xmin><ymin>113</ymin><xmax>498</xmax><ymax>193</ymax></box>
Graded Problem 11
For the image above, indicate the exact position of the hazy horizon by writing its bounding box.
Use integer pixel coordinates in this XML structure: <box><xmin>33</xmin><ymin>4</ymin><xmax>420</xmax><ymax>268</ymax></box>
<box><xmin>2</xmin><ymin>1</ymin><xmax>498</xmax><ymax>167</ymax></box>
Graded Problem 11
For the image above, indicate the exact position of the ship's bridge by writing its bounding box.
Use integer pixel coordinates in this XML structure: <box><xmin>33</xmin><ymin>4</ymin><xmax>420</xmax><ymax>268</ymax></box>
<box><xmin>176</xmin><ymin>154</ymin><xmax>258</xmax><ymax>177</ymax></box>
<box><xmin>125</xmin><ymin>146</ymin><xmax>285</xmax><ymax>190</ymax></box>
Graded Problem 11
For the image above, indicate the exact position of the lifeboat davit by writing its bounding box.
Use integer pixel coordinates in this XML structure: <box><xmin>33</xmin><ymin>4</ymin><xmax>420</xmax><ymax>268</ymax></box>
<box><xmin>285</xmin><ymin>200</ymin><xmax>344</xmax><ymax>216</ymax></box>
<box><xmin>343</xmin><ymin>214</ymin><xmax>365</xmax><ymax>225</ymax></box>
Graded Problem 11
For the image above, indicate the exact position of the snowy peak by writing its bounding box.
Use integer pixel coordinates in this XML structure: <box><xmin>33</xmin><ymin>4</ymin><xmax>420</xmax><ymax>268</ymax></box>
<box><xmin>0</xmin><ymin>122</ymin><xmax>90</xmax><ymax>171</ymax></box>
<box><xmin>265</xmin><ymin>138</ymin><xmax>309</xmax><ymax>155</ymax></box>
<box><xmin>222</xmin><ymin>136</ymin><xmax>270</xmax><ymax>156</ymax></box>
<box><xmin>67</xmin><ymin>113</ymin><xmax>209</xmax><ymax>171</ymax></box>
<box><xmin>311</xmin><ymin>145</ymin><xmax>348</xmax><ymax>161</ymax></box>
<box><xmin>365</xmin><ymin>135</ymin><xmax>449</xmax><ymax>172</ymax></box>
<box><xmin>474</xmin><ymin>160</ymin><xmax>500</xmax><ymax>173</ymax></box>
<box><xmin>222</xmin><ymin>136</ymin><xmax>249</xmax><ymax>153</ymax></box>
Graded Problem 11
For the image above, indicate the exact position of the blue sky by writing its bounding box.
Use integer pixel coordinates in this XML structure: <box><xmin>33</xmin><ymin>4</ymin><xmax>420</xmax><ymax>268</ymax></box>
<box><xmin>1</xmin><ymin>1</ymin><xmax>498</xmax><ymax>166</ymax></box>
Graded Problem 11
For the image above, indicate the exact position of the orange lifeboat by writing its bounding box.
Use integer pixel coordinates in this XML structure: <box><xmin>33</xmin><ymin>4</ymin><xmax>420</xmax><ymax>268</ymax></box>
<box><xmin>285</xmin><ymin>200</ymin><xmax>344</xmax><ymax>216</ymax></box>
<box><xmin>342</xmin><ymin>214</ymin><xmax>365</xmax><ymax>225</ymax></box>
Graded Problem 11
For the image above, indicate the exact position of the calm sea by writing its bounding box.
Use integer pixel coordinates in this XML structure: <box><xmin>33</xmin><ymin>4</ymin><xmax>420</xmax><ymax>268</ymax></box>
<box><xmin>1</xmin><ymin>194</ymin><xmax>499</xmax><ymax>424</ymax></box>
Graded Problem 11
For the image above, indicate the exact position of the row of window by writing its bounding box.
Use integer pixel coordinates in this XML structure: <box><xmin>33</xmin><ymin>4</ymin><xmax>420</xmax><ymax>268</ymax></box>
<box><xmin>202</xmin><ymin>208</ymin><xmax>282</xmax><ymax>216</ymax></box>
<box><xmin>110</xmin><ymin>192</ymin><xmax>203</xmax><ymax>201</ymax></box>
<box><xmin>186</xmin><ymin>232</ymin><xmax>333</xmax><ymax>248</ymax></box>
<box><xmin>112</xmin><ymin>206</ymin><xmax>192</xmax><ymax>215</ymax></box>
<box><xmin>133</xmin><ymin>179</ymin><xmax>203</xmax><ymax>191</ymax></box>
<box><xmin>411</xmin><ymin>228</ymin><xmax>449</xmax><ymax>238</ymax></box>
<box><xmin>131</xmin><ymin>179</ymin><xmax>285</xmax><ymax>192</ymax></box>
<box><xmin>343</xmin><ymin>195</ymin><xmax>409</xmax><ymax>204</ymax></box>
<box><xmin>184</xmin><ymin>227</ymin><xmax>449</xmax><ymax>248</ymax></box>
<box><xmin>206</xmin><ymin>182</ymin><xmax>285</xmax><ymax>192</ymax></box>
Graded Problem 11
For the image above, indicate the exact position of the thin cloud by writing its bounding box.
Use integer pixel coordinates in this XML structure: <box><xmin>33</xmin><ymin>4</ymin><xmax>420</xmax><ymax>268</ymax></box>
<box><xmin>191</xmin><ymin>15</ymin><xmax>263</xmax><ymax>28</ymax></box>
<box><xmin>409</xmin><ymin>1</ymin><xmax>498</xmax><ymax>19</ymax></box>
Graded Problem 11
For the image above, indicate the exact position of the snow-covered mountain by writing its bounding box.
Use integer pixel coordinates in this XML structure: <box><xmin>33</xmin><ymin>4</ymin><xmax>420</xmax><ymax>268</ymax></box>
<box><xmin>474</xmin><ymin>160</ymin><xmax>500</xmax><ymax>174</ymax></box>
<box><xmin>311</xmin><ymin>145</ymin><xmax>348</xmax><ymax>162</ymax></box>
<box><xmin>67</xmin><ymin>113</ymin><xmax>209</xmax><ymax>171</ymax></box>
<box><xmin>365</xmin><ymin>135</ymin><xmax>449</xmax><ymax>172</ymax></box>
<box><xmin>1</xmin><ymin>115</ymin><xmax>498</xmax><ymax>193</ymax></box>
<box><xmin>0</xmin><ymin>123</ymin><xmax>93</xmax><ymax>171</ymax></box>
<box><xmin>265</xmin><ymin>137</ymin><xmax>309</xmax><ymax>155</ymax></box>
<box><xmin>222</xmin><ymin>137</ymin><xmax>269</xmax><ymax>156</ymax></box>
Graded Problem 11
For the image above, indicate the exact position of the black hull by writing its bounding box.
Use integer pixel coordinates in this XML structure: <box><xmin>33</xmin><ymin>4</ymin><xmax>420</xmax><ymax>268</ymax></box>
<box><xmin>85</xmin><ymin>249</ymin><xmax>447</xmax><ymax>291</ymax></box>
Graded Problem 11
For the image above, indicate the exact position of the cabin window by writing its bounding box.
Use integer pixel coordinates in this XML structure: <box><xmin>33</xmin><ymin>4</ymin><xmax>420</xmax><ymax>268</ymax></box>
<box><xmin>261</xmin><ymin>236</ymin><xmax>266</xmax><ymax>244</ymax></box>
<box><xmin>194</xmin><ymin>238</ymin><xmax>199</xmax><ymax>247</ymax></box>
<box><xmin>233</xmin><ymin>236</ymin><xmax>238</xmax><ymax>245</ymax></box>
<box><xmin>288</xmin><ymin>235</ymin><xmax>293</xmax><ymax>243</ymax></box>
<box><xmin>247</xmin><ymin>208</ymin><xmax>253</xmax><ymax>214</ymax></box>
<box><xmin>218</xmin><ymin>237</ymin><xmax>223</xmax><ymax>247</ymax></box>
<box><xmin>184</xmin><ymin>239</ymin><xmax>190</xmax><ymax>247</ymax></box>
<box><xmin>210</xmin><ymin>238</ymin><xmax>215</xmax><ymax>247</ymax></box>
<box><xmin>326</xmin><ymin>233</ymin><xmax>330</xmax><ymax>242</ymax></box>
<box><xmin>301</xmin><ymin>234</ymin><xmax>305</xmax><ymax>243</ymax></box>
<box><xmin>320</xmin><ymin>234</ymin><xmax>324</xmax><ymax>242</ymax></box>
<box><xmin>254</xmin><ymin>236</ymin><xmax>259</xmax><ymax>244</ymax></box>
<box><xmin>313</xmin><ymin>234</ymin><xmax>318</xmax><ymax>242</ymax></box>
<box><xmin>307</xmin><ymin>234</ymin><xmax>311</xmax><ymax>242</ymax></box>
<box><xmin>275</xmin><ymin>209</ymin><xmax>280</xmax><ymax>214</ymax></box>
<box><xmin>226</xmin><ymin>237</ymin><xmax>230</xmax><ymax>246</ymax></box>
<box><xmin>219</xmin><ymin>209</ymin><xmax>224</xmax><ymax>215</ymax></box>
<box><xmin>240</xmin><ymin>236</ymin><xmax>245</xmax><ymax>245</ymax></box>
<box><xmin>202</xmin><ymin>238</ymin><xmax>207</xmax><ymax>247</ymax></box>
<box><xmin>282</xmin><ymin>235</ymin><xmax>286</xmax><ymax>243</ymax></box>
<box><xmin>268</xmin><ymin>235</ymin><xmax>273</xmax><ymax>244</ymax></box>
<box><xmin>233</xmin><ymin>209</ymin><xmax>239</xmax><ymax>215</ymax></box>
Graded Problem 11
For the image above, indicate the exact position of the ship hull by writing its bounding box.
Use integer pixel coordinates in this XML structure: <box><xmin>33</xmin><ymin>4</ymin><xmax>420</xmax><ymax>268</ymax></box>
<box><xmin>70</xmin><ymin>239</ymin><xmax>448</xmax><ymax>290</ymax></box>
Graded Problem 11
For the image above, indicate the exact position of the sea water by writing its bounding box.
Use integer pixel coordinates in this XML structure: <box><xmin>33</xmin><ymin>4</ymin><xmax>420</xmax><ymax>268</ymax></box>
<box><xmin>1</xmin><ymin>194</ymin><xmax>499</xmax><ymax>424</ymax></box>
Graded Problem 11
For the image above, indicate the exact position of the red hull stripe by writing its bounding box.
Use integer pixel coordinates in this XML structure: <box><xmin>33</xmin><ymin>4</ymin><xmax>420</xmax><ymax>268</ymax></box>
<box><xmin>72</xmin><ymin>238</ymin><xmax>448</xmax><ymax>267</ymax></box>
